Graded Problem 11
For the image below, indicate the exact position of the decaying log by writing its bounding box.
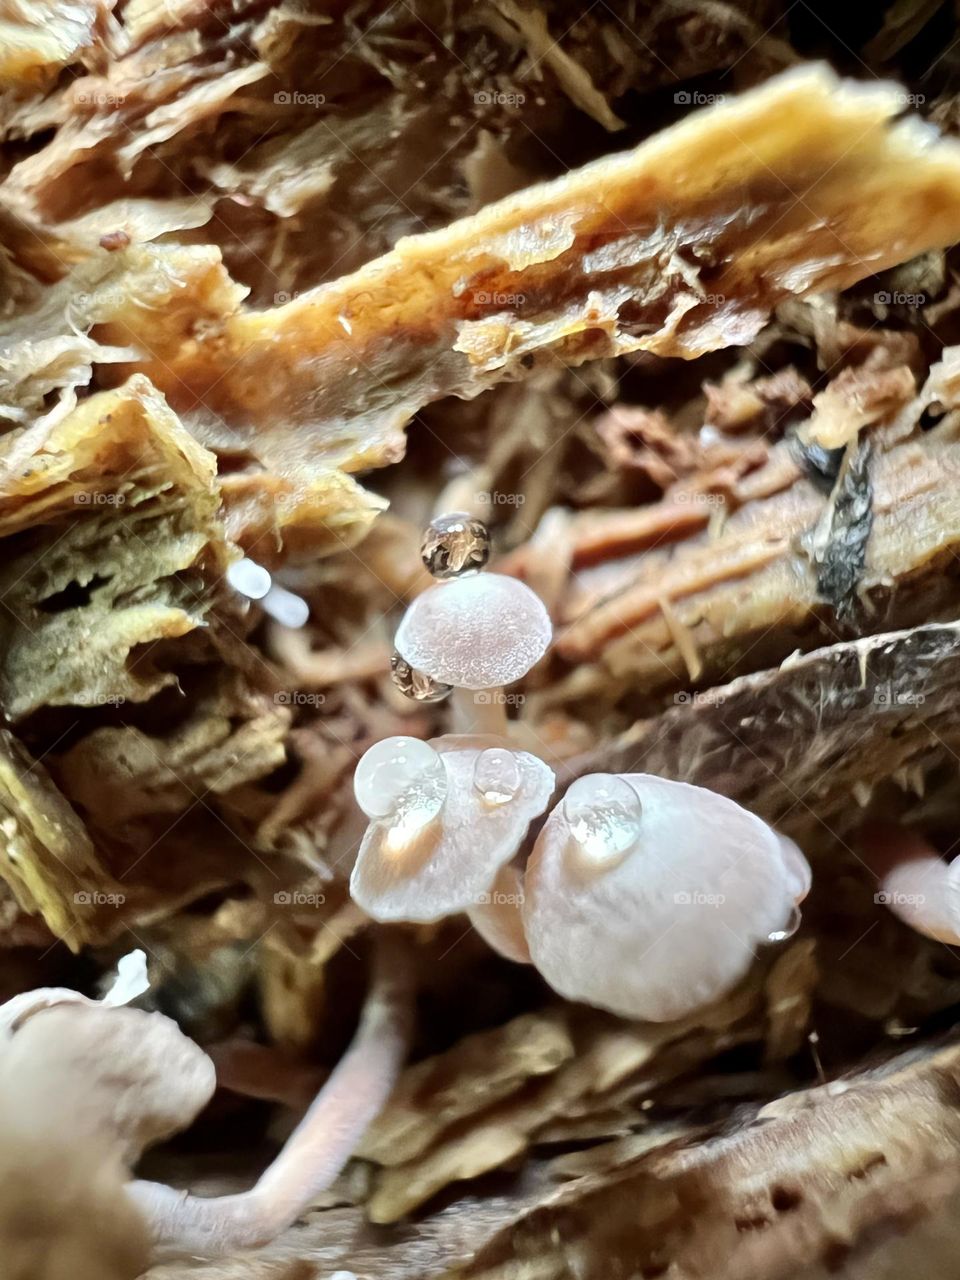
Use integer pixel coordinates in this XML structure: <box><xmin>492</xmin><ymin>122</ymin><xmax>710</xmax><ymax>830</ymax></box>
<box><xmin>449</xmin><ymin>1036</ymin><xmax>960</xmax><ymax>1280</ymax></box>
<box><xmin>572</xmin><ymin>621</ymin><xmax>960</xmax><ymax>840</ymax></box>
<box><xmin>93</xmin><ymin>69</ymin><xmax>960</xmax><ymax>477</ymax></box>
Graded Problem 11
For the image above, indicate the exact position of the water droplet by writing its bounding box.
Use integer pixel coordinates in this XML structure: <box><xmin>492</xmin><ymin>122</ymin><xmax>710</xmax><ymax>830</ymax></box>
<box><xmin>391</xmin><ymin>652</ymin><xmax>452</xmax><ymax>703</ymax></box>
<box><xmin>473</xmin><ymin>748</ymin><xmax>521</xmax><ymax>806</ymax></box>
<box><xmin>353</xmin><ymin>737</ymin><xmax>447</xmax><ymax>846</ymax></box>
<box><xmin>767</xmin><ymin>904</ymin><xmax>802</xmax><ymax>944</ymax></box>
<box><xmin>421</xmin><ymin>512</ymin><xmax>490</xmax><ymax>579</ymax></box>
<box><xmin>562</xmin><ymin>774</ymin><xmax>642</xmax><ymax>868</ymax></box>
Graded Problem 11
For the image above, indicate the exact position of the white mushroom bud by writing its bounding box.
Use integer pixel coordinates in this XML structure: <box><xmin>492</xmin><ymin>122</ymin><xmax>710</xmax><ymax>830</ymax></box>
<box><xmin>522</xmin><ymin>773</ymin><xmax>811</xmax><ymax>1022</ymax></box>
<box><xmin>350</xmin><ymin>733</ymin><xmax>555</xmax><ymax>922</ymax></box>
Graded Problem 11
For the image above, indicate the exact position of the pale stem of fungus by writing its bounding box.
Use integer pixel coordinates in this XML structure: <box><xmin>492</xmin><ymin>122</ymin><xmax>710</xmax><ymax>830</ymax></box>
<box><xmin>450</xmin><ymin>687</ymin><xmax>509</xmax><ymax>737</ymax></box>
<box><xmin>128</xmin><ymin>936</ymin><xmax>411</xmax><ymax>1258</ymax></box>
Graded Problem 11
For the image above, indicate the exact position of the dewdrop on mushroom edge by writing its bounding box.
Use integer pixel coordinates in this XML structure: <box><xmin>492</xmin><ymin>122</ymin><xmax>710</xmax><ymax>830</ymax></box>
<box><xmin>391</xmin><ymin>513</ymin><xmax>552</xmax><ymax>734</ymax></box>
<box><xmin>521</xmin><ymin>773</ymin><xmax>812</xmax><ymax>1023</ymax></box>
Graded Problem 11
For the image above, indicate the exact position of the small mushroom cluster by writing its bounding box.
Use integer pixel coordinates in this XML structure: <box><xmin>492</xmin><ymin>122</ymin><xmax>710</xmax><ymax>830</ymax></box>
<box><xmin>349</xmin><ymin>514</ymin><xmax>813</xmax><ymax>1023</ymax></box>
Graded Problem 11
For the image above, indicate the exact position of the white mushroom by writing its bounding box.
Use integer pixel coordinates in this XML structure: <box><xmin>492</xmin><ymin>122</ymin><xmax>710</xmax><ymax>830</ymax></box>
<box><xmin>350</xmin><ymin>733</ymin><xmax>555</xmax><ymax>922</ymax></box>
<box><xmin>394</xmin><ymin>573</ymin><xmax>552</xmax><ymax>734</ymax></box>
<box><xmin>522</xmin><ymin>773</ymin><xmax>811</xmax><ymax>1022</ymax></box>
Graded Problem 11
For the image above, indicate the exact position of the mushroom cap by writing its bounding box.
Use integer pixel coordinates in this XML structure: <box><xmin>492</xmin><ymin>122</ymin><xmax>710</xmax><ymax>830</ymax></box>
<box><xmin>861</xmin><ymin>822</ymin><xmax>960</xmax><ymax>943</ymax></box>
<box><xmin>394</xmin><ymin>573</ymin><xmax>552</xmax><ymax>689</ymax></box>
<box><xmin>350</xmin><ymin>734</ymin><xmax>555</xmax><ymax>923</ymax></box>
<box><xmin>523</xmin><ymin>773</ymin><xmax>808</xmax><ymax>1022</ymax></box>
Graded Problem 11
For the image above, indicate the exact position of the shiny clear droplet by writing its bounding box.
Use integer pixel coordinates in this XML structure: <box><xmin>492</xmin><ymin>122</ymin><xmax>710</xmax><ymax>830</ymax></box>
<box><xmin>390</xmin><ymin>652</ymin><xmax>452</xmax><ymax>703</ymax></box>
<box><xmin>421</xmin><ymin>512</ymin><xmax>490</xmax><ymax>580</ymax></box>
<box><xmin>353</xmin><ymin>736</ymin><xmax>447</xmax><ymax>847</ymax></box>
<box><xmin>766</xmin><ymin>904</ymin><xmax>802</xmax><ymax>944</ymax></box>
<box><xmin>473</xmin><ymin>747</ymin><xmax>521</xmax><ymax>806</ymax></box>
<box><xmin>562</xmin><ymin>773</ymin><xmax>642</xmax><ymax>868</ymax></box>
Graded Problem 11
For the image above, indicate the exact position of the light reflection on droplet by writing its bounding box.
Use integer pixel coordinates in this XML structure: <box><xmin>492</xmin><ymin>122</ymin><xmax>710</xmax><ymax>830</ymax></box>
<box><xmin>562</xmin><ymin>774</ymin><xmax>642</xmax><ymax>868</ymax></box>
<box><xmin>473</xmin><ymin>748</ymin><xmax>521</xmax><ymax>806</ymax></box>
<box><xmin>354</xmin><ymin>736</ymin><xmax>447</xmax><ymax>850</ymax></box>
<box><xmin>767</xmin><ymin>904</ymin><xmax>802</xmax><ymax>944</ymax></box>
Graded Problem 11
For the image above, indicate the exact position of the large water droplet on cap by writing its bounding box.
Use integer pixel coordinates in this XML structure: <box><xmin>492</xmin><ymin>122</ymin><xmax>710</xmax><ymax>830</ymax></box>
<box><xmin>562</xmin><ymin>774</ymin><xmax>642</xmax><ymax>868</ymax></box>
<box><xmin>421</xmin><ymin>512</ymin><xmax>490</xmax><ymax>580</ymax></box>
<box><xmin>354</xmin><ymin>737</ymin><xmax>447</xmax><ymax>847</ymax></box>
<box><xmin>473</xmin><ymin>747</ymin><xmax>521</xmax><ymax>806</ymax></box>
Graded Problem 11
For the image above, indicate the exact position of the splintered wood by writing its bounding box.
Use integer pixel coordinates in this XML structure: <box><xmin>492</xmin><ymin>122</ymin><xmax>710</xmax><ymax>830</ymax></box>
<box><xmin>91</xmin><ymin>70</ymin><xmax>960</xmax><ymax>478</ymax></box>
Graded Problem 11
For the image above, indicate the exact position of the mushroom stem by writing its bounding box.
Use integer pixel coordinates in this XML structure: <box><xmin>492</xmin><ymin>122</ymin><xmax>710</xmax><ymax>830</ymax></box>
<box><xmin>450</xmin><ymin>686</ymin><xmax>508</xmax><ymax>736</ymax></box>
<box><xmin>129</xmin><ymin>936</ymin><xmax>412</xmax><ymax>1259</ymax></box>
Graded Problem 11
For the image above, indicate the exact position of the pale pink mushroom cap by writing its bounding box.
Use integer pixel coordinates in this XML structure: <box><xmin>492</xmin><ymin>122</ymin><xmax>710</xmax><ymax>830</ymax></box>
<box><xmin>861</xmin><ymin>822</ymin><xmax>960</xmax><ymax>943</ymax></box>
<box><xmin>351</xmin><ymin>734</ymin><xmax>555</xmax><ymax>922</ymax></box>
<box><xmin>523</xmin><ymin>773</ymin><xmax>810</xmax><ymax>1022</ymax></box>
<box><xmin>394</xmin><ymin>573</ymin><xmax>552</xmax><ymax>689</ymax></box>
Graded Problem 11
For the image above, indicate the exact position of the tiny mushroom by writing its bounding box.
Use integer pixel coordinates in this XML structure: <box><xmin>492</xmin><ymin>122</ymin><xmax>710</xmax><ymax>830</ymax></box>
<box><xmin>392</xmin><ymin>513</ymin><xmax>552</xmax><ymax>735</ymax></box>
<box><xmin>521</xmin><ymin>773</ymin><xmax>811</xmax><ymax>1022</ymax></box>
<box><xmin>0</xmin><ymin>941</ymin><xmax>410</xmax><ymax>1262</ymax></box>
<box><xmin>350</xmin><ymin>733</ymin><xmax>555</xmax><ymax>925</ymax></box>
<box><xmin>860</xmin><ymin>821</ymin><xmax>960</xmax><ymax>943</ymax></box>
